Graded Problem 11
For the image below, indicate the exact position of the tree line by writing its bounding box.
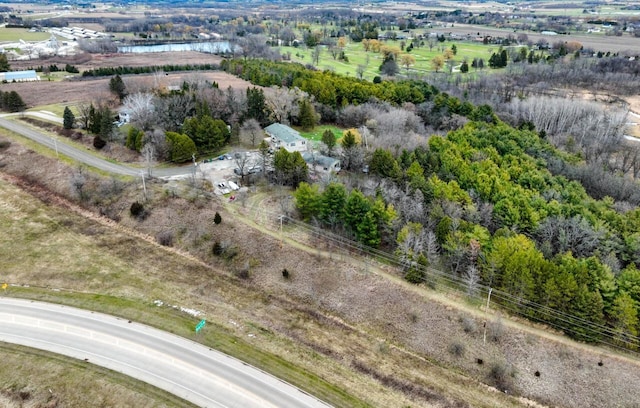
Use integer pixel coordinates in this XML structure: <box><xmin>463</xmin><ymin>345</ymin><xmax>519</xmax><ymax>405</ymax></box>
<box><xmin>292</xmin><ymin>120</ymin><xmax>640</xmax><ymax>349</ymax></box>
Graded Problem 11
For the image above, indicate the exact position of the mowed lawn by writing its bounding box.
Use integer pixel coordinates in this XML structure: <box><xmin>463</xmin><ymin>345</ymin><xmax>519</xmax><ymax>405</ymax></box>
<box><xmin>295</xmin><ymin>124</ymin><xmax>344</xmax><ymax>143</ymax></box>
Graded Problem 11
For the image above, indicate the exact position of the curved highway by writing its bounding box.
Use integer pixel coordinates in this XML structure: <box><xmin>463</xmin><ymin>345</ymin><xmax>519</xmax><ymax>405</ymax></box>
<box><xmin>0</xmin><ymin>298</ymin><xmax>332</xmax><ymax>408</ymax></box>
<box><xmin>0</xmin><ymin>116</ymin><xmax>192</xmax><ymax>178</ymax></box>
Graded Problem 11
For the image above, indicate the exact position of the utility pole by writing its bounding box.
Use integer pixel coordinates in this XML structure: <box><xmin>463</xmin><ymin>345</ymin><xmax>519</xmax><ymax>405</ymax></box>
<box><xmin>483</xmin><ymin>287</ymin><xmax>492</xmax><ymax>345</ymax></box>
<box><xmin>140</xmin><ymin>171</ymin><xmax>147</xmax><ymax>200</ymax></box>
<box><xmin>191</xmin><ymin>153</ymin><xmax>197</xmax><ymax>184</ymax></box>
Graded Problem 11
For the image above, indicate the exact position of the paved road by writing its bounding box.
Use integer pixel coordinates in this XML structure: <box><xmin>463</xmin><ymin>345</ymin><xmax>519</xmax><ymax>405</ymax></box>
<box><xmin>0</xmin><ymin>298</ymin><xmax>332</xmax><ymax>408</ymax></box>
<box><xmin>0</xmin><ymin>116</ymin><xmax>193</xmax><ymax>178</ymax></box>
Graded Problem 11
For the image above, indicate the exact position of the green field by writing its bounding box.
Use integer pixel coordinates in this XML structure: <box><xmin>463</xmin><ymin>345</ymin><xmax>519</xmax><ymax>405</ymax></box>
<box><xmin>280</xmin><ymin>39</ymin><xmax>513</xmax><ymax>80</ymax></box>
<box><xmin>0</xmin><ymin>27</ymin><xmax>51</xmax><ymax>42</ymax></box>
<box><xmin>296</xmin><ymin>124</ymin><xmax>344</xmax><ymax>143</ymax></box>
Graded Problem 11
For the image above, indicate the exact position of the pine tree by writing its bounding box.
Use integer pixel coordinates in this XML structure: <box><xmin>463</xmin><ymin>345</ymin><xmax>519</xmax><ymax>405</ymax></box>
<box><xmin>5</xmin><ymin>91</ymin><xmax>25</xmax><ymax>112</ymax></box>
<box><xmin>214</xmin><ymin>212</ymin><xmax>222</xmax><ymax>225</ymax></box>
<box><xmin>63</xmin><ymin>106</ymin><xmax>75</xmax><ymax>129</ymax></box>
<box><xmin>321</xmin><ymin>129</ymin><xmax>336</xmax><ymax>156</ymax></box>
<box><xmin>109</xmin><ymin>74</ymin><xmax>127</xmax><ymax>101</ymax></box>
<box><xmin>0</xmin><ymin>53</ymin><xmax>10</xmax><ymax>72</ymax></box>
<box><xmin>246</xmin><ymin>87</ymin><xmax>267</xmax><ymax>126</ymax></box>
<box><xmin>298</xmin><ymin>99</ymin><xmax>316</xmax><ymax>131</ymax></box>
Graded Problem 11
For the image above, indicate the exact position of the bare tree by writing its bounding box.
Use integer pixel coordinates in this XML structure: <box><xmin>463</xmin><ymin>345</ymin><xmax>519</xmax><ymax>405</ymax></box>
<box><xmin>265</xmin><ymin>86</ymin><xmax>304</xmax><ymax>125</ymax></box>
<box><xmin>234</xmin><ymin>151</ymin><xmax>256</xmax><ymax>181</ymax></box>
<box><xmin>153</xmin><ymin>93</ymin><xmax>194</xmax><ymax>132</ymax></box>
<box><xmin>239</xmin><ymin>119</ymin><xmax>263</xmax><ymax>147</ymax></box>
<box><xmin>122</xmin><ymin>92</ymin><xmax>155</xmax><ymax>131</ymax></box>
<box><xmin>142</xmin><ymin>142</ymin><xmax>156</xmax><ymax>177</ymax></box>
<box><xmin>464</xmin><ymin>265</ymin><xmax>480</xmax><ymax>297</ymax></box>
<box><xmin>76</xmin><ymin>103</ymin><xmax>92</xmax><ymax>130</ymax></box>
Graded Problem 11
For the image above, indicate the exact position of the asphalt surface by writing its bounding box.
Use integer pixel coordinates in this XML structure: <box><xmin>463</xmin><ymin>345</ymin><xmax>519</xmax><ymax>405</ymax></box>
<box><xmin>0</xmin><ymin>116</ymin><xmax>193</xmax><ymax>178</ymax></box>
<box><xmin>0</xmin><ymin>298</ymin><xmax>332</xmax><ymax>408</ymax></box>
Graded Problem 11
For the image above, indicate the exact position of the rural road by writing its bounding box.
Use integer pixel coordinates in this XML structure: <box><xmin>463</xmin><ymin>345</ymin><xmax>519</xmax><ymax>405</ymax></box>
<box><xmin>0</xmin><ymin>297</ymin><xmax>332</xmax><ymax>408</ymax></box>
<box><xmin>0</xmin><ymin>115</ymin><xmax>193</xmax><ymax>178</ymax></box>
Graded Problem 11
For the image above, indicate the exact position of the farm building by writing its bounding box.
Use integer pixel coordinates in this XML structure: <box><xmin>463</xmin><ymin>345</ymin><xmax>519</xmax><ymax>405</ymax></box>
<box><xmin>0</xmin><ymin>70</ymin><xmax>39</xmax><ymax>82</ymax></box>
<box><xmin>265</xmin><ymin>123</ymin><xmax>308</xmax><ymax>153</ymax></box>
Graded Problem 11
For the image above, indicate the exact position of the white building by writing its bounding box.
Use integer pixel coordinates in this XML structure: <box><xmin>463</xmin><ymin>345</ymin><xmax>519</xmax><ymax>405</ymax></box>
<box><xmin>264</xmin><ymin>123</ymin><xmax>308</xmax><ymax>153</ymax></box>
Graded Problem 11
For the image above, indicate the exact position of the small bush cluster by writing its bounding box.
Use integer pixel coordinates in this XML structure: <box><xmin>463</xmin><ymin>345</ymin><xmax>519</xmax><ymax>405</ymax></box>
<box><xmin>129</xmin><ymin>201</ymin><xmax>148</xmax><ymax>220</ymax></box>
<box><xmin>487</xmin><ymin>361</ymin><xmax>516</xmax><ymax>393</ymax></box>
<box><xmin>212</xmin><ymin>241</ymin><xmax>238</xmax><ymax>260</ymax></box>
<box><xmin>156</xmin><ymin>230</ymin><xmax>174</xmax><ymax>247</ymax></box>
<box><xmin>93</xmin><ymin>136</ymin><xmax>106</xmax><ymax>150</ymax></box>
<box><xmin>459</xmin><ymin>316</ymin><xmax>477</xmax><ymax>334</ymax></box>
<box><xmin>448</xmin><ymin>341</ymin><xmax>466</xmax><ymax>357</ymax></box>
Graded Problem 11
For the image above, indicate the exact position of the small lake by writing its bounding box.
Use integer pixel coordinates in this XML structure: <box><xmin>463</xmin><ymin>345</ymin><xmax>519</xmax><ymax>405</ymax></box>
<box><xmin>117</xmin><ymin>41</ymin><xmax>236</xmax><ymax>54</ymax></box>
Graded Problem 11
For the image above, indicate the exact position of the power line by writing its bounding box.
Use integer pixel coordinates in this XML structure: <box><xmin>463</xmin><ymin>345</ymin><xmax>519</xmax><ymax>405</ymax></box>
<box><xmin>249</xmin><ymin>205</ymin><xmax>640</xmax><ymax>355</ymax></box>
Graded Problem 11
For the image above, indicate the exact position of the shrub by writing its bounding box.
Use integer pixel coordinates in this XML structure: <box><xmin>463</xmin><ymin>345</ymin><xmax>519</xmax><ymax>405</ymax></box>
<box><xmin>448</xmin><ymin>341</ymin><xmax>466</xmax><ymax>357</ymax></box>
<box><xmin>460</xmin><ymin>316</ymin><xmax>477</xmax><ymax>334</ymax></box>
<box><xmin>236</xmin><ymin>262</ymin><xmax>250</xmax><ymax>279</ymax></box>
<box><xmin>156</xmin><ymin>230</ymin><xmax>174</xmax><ymax>247</ymax></box>
<box><xmin>488</xmin><ymin>318</ymin><xmax>504</xmax><ymax>343</ymax></box>
<box><xmin>282</xmin><ymin>268</ymin><xmax>290</xmax><ymax>279</ymax></box>
<box><xmin>0</xmin><ymin>140</ymin><xmax>10</xmax><ymax>149</ymax></box>
<box><xmin>214</xmin><ymin>212</ymin><xmax>222</xmax><ymax>225</ymax></box>
<box><xmin>488</xmin><ymin>361</ymin><xmax>516</xmax><ymax>393</ymax></box>
<box><xmin>93</xmin><ymin>136</ymin><xmax>106</xmax><ymax>149</ymax></box>
<box><xmin>212</xmin><ymin>241</ymin><xmax>224</xmax><ymax>256</ymax></box>
<box><xmin>405</xmin><ymin>266</ymin><xmax>425</xmax><ymax>284</ymax></box>
<box><xmin>129</xmin><ymin>201</ymin><xmax>147</xmax><ymax>220</ymax></box>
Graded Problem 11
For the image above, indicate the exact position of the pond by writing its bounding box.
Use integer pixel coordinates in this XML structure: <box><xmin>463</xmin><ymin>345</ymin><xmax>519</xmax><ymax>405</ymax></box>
<box><xmin>117</xmin><ymin>41</ymin><xmax>236</xmax><ymax>54</ymax></box>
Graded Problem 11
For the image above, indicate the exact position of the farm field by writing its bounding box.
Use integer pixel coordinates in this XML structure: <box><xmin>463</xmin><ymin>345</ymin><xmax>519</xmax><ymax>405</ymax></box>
<box><xmin>0</xmin><ymin>27</ymin><xmax>52</xmax><ymax>42</ymax></box>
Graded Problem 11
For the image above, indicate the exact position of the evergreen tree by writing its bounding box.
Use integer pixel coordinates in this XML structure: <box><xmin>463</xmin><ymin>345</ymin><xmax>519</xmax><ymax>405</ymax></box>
<box><xmin>165</xmin><ymin>131</ymin><xmax>197</xmax><ymax>162</ymax></box>
<box><xmin>109</xmin><ymin>74</ymin><xmax>127</xmax><ymax>101</ymax></box>
<box><xmin>298</xmin><ymin>99</ymin><xmax>316</xmax><ymax>131</ymax></box>
<box><xmin>369</xmin><ymin>148</ymin><xmax>402</xmax><ymax>180</ymax></box>
<box><xmin>460</xmin><ymin>60</ymin><xmax>469</xmax><ymax>73</ymax></box>
<box><xmin>294</xmin><ymin>182</ymin><xmax>322</xmax><ymax>221</ymax></box>
<box><xmin>343</xmin><ymin>189</ymin><xmax>371</xmax><ymax>233</ymax></box>
<box><xmin>63</xmin><ymin>106</ymin><xmax>75</xmax><ymax>129</ymax></box>
<box><xmin>0</xmin><ymin>53</ymin><xmax>10</xmax><ymax>72</ymax></box>
<box><xmin>246</xmin><ymin>87</ymin><xmax>268</xmax><ymax>126</ymax></box>
<box><xmin>126</xmin><ymin>127</ymin><xmax>145</xmax><ymax>151</ymax></box>
<box><xmin>357</xmin><ymin>211</ymin><xmax>381</xmax><ymax>247</ymax></box>
<box><xmin>341</xmin><ymin>130</ymin><xmax>357</xmax><ymax>149</ymax></box>
<box><xmin>4</xmin><ymin>91</ymin><xmax>26</xmax><ymax>112</ymax></box>
<box><xmin>321</xmin><ymin>129</ymin><xmax>337</xmax><ymax>156</ymax></box>
<box><xmin>98</xmin><ymin>106</ymin><xmax>114</xmax><ymax>141</ymax></box>
<box><xmin>214</xmin><ymin>212</ymin><xmax>222</xmax><ymax>225</ymax></box>
<box><xmin>320</xmin><ymin>183</ymin><xmax>347</xmax><ymax>228</ymax></box>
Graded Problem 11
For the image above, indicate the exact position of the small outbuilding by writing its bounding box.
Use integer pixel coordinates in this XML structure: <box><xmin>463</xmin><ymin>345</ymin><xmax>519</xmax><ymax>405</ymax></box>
<box><xmin>303</xmin><ymin>152</ymin><xmax>341</xmax><ymax>174</ymax></box>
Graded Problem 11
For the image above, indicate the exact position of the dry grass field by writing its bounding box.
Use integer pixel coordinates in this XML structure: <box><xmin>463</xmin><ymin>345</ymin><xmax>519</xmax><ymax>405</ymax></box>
<box><xmin>2</xmin><ymin>52</ymin><xmax>247</xmax><ymax>108</ymax></box>
<box><xmin>2</xmin><ymin>123</ymin><xmax>640</xmax><ymax>408</ymax></box>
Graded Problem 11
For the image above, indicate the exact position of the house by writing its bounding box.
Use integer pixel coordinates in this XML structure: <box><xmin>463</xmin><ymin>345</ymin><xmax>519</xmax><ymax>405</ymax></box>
<box><xmin>264</xmin><ymin>123</ymin><xmax>308</xmax><ymax>153</ymax></box>
<box><xmin>303</xmin><ymin>152</ymin><xmax>341</xmax><ymax>174</ymax></box>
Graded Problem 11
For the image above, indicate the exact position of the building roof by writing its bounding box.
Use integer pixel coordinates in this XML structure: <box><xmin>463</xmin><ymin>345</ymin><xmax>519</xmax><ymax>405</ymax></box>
<box><xmin>303</xmin><ymin>152</ymin><xmax>340</xmax><ymax>168</ymax></box>
<box><xmin>265</xmin><ymin>123</ymin><xmax>306</xmax><ymax>144</ymax></box>
<box><xmin>2</xmin><ymin>70</ymin><xmax>38</xmax><ymax>81</ymax></box>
